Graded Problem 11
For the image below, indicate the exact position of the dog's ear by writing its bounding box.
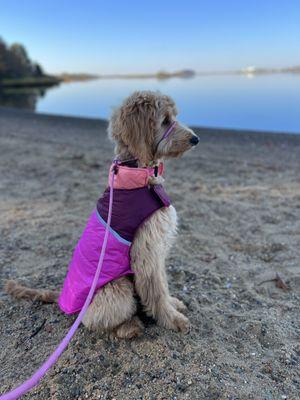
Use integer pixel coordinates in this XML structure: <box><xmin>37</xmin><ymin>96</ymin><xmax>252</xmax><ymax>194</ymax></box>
<box><xmin>108</xmin><ymin>92</ymin><xmax>159</xmax><ymax>163</ymax></box>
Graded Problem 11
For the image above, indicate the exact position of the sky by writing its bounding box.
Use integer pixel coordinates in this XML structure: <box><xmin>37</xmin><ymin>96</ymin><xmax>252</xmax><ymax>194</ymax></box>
<box><xmin>1</xmin><ymin>0</ymin><xmax>300</xmax><ymax>74</ymax></box>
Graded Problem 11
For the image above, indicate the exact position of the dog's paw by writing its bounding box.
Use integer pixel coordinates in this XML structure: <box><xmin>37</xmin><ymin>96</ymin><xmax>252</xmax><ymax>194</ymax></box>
<box><xmin>171</xmin><ymin>312</ymin><xmax>190</xmax><ymax>334</ymax></box>
<box><xmin>159</xmin><ymin>309</ymin><xmax>190</xmax><ymax>334</ymax></box>
<box><xmin>169</xmin><ymin>296</ymin><xmax>188</xmax><ymax>313</ymax></box>
<box><xmin>111</xmin><ymin>316</ymin><xmax>144</xmax><ymax>339</ymax></box>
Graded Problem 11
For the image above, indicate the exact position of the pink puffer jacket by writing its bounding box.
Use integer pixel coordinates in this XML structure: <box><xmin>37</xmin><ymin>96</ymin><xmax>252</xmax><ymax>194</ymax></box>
<box><xmin>58</xmin><ymin>162</ymin><xmax>170</xmax><ymax>314</ymax></box>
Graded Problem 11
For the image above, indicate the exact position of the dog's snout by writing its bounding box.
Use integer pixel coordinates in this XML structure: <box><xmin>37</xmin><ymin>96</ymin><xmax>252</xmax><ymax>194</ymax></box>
<box><xmin>190</xmin><ymin>135</ymin><xmax>199</xmax><ymax>146</ymax></box>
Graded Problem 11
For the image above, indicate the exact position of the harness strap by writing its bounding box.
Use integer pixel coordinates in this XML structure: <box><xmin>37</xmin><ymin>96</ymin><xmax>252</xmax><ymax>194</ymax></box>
<box><xmin>155</xmin><ymin>120</ymin><xmax>177</xmax><ymax>153</ymax></box>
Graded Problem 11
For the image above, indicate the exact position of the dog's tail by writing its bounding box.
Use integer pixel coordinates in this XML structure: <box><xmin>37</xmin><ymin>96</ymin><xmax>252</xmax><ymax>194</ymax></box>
<box><xmin>5</xmin><ymin>280</ymin><xmax>59</xmax><ymax>303</ymax></box>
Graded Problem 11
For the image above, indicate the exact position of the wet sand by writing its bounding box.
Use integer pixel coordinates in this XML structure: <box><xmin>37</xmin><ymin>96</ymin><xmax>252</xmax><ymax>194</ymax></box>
<box><xmin>0</xmin><ymin>107</ymin><xmax>300</xmax><ymax>399</ymax></box>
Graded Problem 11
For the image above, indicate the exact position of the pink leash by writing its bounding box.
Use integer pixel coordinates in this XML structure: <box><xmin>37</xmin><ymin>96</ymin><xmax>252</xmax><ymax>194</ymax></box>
<box><xmin>0</xmin><ymin>169</ymin><xmax>116</xmax><ymax>400</ymax></box>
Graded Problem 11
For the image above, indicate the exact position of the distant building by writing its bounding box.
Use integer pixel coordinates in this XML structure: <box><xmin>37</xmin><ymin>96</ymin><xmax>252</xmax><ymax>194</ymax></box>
<box><xmin>242</xmin><ymin>66</ymin><xmax>256</xmax><ymax>74</ymax></box>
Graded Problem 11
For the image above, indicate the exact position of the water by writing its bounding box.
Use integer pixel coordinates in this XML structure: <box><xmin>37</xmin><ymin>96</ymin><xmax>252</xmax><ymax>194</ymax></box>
<box><xmin>1</xmin><ymin>74</ymin><xmax>300</xmax><ymax>133</ymax></box>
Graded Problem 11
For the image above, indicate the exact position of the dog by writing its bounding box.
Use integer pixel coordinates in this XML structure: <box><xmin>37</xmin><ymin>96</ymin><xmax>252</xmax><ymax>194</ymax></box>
<box><xmin>5</xmin><ymin>90</ymin><xmax>199</xmax><ymax>339</ymax></box>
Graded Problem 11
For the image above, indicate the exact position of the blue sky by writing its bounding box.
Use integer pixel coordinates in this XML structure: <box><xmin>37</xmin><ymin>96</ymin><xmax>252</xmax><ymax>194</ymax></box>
<box><xmin>1</xmin><ymin>0</ymin><xmax>300</xmax><ymax>74</ymax></box>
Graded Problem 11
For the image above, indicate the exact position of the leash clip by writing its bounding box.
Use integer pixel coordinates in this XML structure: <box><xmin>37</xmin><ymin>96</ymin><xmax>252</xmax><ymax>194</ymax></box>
<box><xmin>112</xmin><ymin>160</ymin><xmax>119</xmax><ymax>174</ymax></box>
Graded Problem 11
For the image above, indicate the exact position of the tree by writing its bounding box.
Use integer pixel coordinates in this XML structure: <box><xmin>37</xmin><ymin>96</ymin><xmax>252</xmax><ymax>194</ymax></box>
<box><xmin>33</xmin><ymin>63</ymin><xmax>44</xmax><ymax>77</ymax></box>
<box><xmin>0</xmin><ymin>37</ymin><xmax>46</xmax><ymax>80</ymax></box>
<box><xmin>0</xmin><ymin>38</ymin><xmax>9</xmax><ymax>79</ymax></box>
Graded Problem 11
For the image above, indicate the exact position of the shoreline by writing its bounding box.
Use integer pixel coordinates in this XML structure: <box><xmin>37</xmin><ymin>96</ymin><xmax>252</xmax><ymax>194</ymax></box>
<box><xmin>1</xmin><ymin>105</ymin><xmax>300</xmax><ymax>140</ymax></box>
<box><xmin>0</xmin><ymin>76</ymin><xmax>61</xmax><ymax>89</ymax></box>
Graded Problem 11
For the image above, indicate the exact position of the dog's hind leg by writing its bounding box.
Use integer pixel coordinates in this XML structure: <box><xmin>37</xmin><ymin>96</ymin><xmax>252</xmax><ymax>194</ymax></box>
<box><xmin>82</xmin><ymin>276</ymin><xmax>144</xmax><ymax>338</ymax></box>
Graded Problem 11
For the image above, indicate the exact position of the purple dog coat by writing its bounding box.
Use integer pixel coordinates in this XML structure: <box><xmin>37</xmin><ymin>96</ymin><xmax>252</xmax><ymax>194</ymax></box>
<box><xmin>58</xmin><ymin>162</ymin><xmax>171</xmax><ymax>314</ymax></box>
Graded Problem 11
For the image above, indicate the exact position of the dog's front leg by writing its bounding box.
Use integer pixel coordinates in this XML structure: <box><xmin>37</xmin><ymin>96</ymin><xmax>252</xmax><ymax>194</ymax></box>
<box><xmin>130</xmin><ymin>207</ymin><xmax>190</xmax><ymax>333</ymax></box>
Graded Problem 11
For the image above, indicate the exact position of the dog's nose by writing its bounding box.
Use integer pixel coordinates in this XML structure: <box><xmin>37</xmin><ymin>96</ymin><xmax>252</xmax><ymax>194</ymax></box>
<box><xmin>190</xmin><ymin>135</ymin><xmax>199</xmax><ymax>146</ymax></box>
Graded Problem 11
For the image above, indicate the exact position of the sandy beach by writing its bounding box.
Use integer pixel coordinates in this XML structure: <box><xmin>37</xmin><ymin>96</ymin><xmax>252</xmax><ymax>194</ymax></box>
<box><xmin>0</xmin><ymin>107</ymin><xmax>300</xmax><ymax>399</ymax></box>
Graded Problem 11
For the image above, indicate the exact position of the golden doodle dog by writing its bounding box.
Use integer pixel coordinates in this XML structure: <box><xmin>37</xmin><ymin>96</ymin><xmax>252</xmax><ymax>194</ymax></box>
<box><xmin>6</xmin><ymin>90</ymin><xmax>199</xmax><ymax>339</ymax></box>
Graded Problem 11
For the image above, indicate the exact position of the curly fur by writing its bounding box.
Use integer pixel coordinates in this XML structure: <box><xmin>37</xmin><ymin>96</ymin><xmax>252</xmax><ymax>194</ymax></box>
<box><xmin>108</xmin><ymin>90</ymin><xmax>196</xmax><ymax>164</ymax></box>
<box><xmin>6</xmin><ymin>90</ymin><xmax>198</xmax><ymax>339</ymax></box>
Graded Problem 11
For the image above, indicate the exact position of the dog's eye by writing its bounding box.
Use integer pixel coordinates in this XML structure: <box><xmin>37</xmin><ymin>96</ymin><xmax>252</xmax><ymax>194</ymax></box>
<box><xmin>162</xmin><ymin>116</ymin><xmax>170</xmax><ymax>125</ymax></box>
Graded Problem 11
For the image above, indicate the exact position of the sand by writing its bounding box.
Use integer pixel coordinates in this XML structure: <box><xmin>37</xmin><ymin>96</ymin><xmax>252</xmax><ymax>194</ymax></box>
<box><xmin>0</xmin><ymin>107</ymin><xmax>300</xmax><ymax>399</ymax></box>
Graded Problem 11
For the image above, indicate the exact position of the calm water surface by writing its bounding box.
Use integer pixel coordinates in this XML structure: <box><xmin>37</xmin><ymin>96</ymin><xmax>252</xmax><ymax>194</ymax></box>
<box><xmin>2</xmin><ymin>74</ymin><xmax>300</xmax><ymax>133</ymax></box>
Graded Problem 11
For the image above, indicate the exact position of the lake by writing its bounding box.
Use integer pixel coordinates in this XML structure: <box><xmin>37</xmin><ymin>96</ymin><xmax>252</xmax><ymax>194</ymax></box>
<box><xmin>1</xmin><ymin>74</ymin><xmax>300</xmax><ymax>134</ymax></box>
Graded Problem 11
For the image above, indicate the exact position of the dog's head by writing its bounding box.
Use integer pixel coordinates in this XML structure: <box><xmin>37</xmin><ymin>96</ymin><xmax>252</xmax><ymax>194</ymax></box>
<box><xmin>108</xmin><ymin>90</ymin><xmax>199</xmax><ymax>164</ymax></box>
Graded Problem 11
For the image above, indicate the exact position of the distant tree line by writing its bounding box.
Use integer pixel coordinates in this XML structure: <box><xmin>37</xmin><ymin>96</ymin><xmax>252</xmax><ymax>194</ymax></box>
<box><xmin>0</xmin><ymin>37</ymin><xmax>44</xmax><ymax>80</ymax></box>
